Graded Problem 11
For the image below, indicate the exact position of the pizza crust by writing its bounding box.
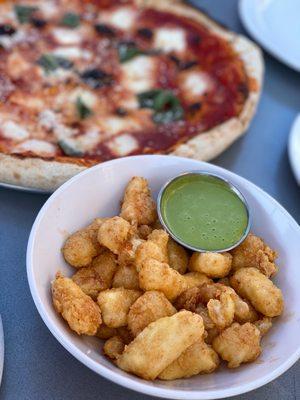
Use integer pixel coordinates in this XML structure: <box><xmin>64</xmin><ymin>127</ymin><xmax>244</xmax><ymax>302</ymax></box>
<box><xmin>0</xmin><ymin>1</ymin><xmax>263</xmax><ymax>191</ymax></box>
<box><xmin>0</xmin><ymin>153</ymin><xmax>86</xmax><ymax>191</ymax></box>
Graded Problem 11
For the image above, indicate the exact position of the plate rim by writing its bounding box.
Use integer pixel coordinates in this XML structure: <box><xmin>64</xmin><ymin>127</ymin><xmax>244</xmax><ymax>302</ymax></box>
<box><xmin>288</xmin><ymin>114</ymin><xmax>300</xmax><ymax>185</ymax></box>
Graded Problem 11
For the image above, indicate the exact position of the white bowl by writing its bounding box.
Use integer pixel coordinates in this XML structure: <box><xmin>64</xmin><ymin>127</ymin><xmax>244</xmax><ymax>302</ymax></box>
<box><xmin>27</xmin><ymin>155</ymin><xmax>300</xmax><ymax>400</ymax></box>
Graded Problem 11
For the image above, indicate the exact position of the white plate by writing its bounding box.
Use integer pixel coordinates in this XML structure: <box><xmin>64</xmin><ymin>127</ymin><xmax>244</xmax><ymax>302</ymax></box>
<box><xmin>288</xmin><ymin>114</ymin><xmax>300</xmax><ymax>185</ymax></box>
<box><xmin>239</xmin><ymin>0</ymin><xmax>300</xmax><ymax>71</ymax></box>
<box><xmin>27</xmin><ymin>155</ymin><xmax>300</xmax><ymax>400</ymax></box>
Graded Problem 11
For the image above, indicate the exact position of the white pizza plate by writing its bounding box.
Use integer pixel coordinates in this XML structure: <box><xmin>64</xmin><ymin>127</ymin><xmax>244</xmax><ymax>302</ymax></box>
<box><xmin>27</xmin><ymin>155</ymin><xmax>300</xmax><ymax>399</ymax></box>
<box><xmin>239</xmin><ymin>0</ymin><xmax>300</xmax><ymax>71</ymax></box>
<box><xmin>288</xmin><ymin>114</ymin><xmax>300</xmax><ymax>185</ymax></box>
<box><xmin>0</xmin><ymin>181</ymin><xmax>50</xmax><ymax>194</ymax></box>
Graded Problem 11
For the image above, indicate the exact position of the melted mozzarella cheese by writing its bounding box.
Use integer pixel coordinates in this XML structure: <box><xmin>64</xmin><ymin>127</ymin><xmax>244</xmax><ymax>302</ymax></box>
<box><xmin>181</xmin><ymin>71</ymin><xmax>212</xmax><ymax>100</ymax></box>
<box><xmin>0</xmin><ymin>30</ymin><xmax>26</xmax><ymax>49</ymax></box>
<box><xmin>1</xmin><ymin>121</ymin><xmax>29</xmax><ymax>141</ymax></box>
<box><xmin>154</xmin><ymin>28</ymin><xmax>186</xmax><ymax>53</ymax></box>
<box><xmin>39</xmin><ymin>110</ymin><xmax>74</xmax><ymax>140</ymax></box>
<box><xmin>52</xmin><ymin>28</ymin><xmax>82</xmax><ymax>45</ymax></box>
<box><xmin>121</xmin><ymin>55</ymin><xmax>156</xmax><ymax>93</ymax></box>
<box><xmin>107</xmin><ymin>134</ymin><xmax>138</xmax><ymax>156</ymax></box>
<box><xmin>52</xmin><ymin>47</ymin><xmax>92</xmax><ymax>60</ymax></box>
<box><xmin>13</xmin><ymin>139</ymin><xmax>56</xmax><ymax>156</ymax></box>
<box><xmin>100</xmin><ymin>7</ymin><xmax>136</xmax><ymax>31</ymax></box>
<box><xmin>45</xmin><ymin>68</ymin><xmax>74</xmax><ymax>82</ymax></box>
<box><xmin>100</xmin><ymin>116</ymin><xmax>141</xmax><ymax>136</ymax></box>
<box><xmin>39</xmin><ymin>1</ymin><xmax>58</xmax><ymax>18</ymax></box>
<box><xmin>71</xmin><ymin>130</ymin><xmax>101</xmax><ymax>152</ymax></box>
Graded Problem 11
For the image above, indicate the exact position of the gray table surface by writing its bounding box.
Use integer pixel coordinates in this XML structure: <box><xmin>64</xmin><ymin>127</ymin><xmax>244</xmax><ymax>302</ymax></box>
<box><xmin>1</xmin><ymin>1</ymin><xmax>300</xmax><ymax>399</ymax></box>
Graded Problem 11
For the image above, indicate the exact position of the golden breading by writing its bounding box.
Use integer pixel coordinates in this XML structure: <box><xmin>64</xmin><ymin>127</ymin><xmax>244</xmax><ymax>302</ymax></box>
<box><xmin>207</xmin><ymin>292</ymin><xmax>235</xmax><ymax>329</ymax></box>
<box><xmin>230</xmin><ymin>268</ymin><xmax>284</xmax><ymax>317</ymax></box>
<box><xmin>62</xmin><ymin>218</ymin><xmax>107</xmax><ymax>268</ymax></box>
<box><xmin>112</xmin><ymin>264</ymin><xmax>140</xmax><ymax>290</ymax></box>
<box><xmin>138</xmin><ymin>259</ymin><xmax>185</xmax><ymax>301</ymax></box>
<box><xmin>254</xmin><ymin>317</ymin><xmax>273</xmax><ymax>336</ymax></box>
<box><xmin>117</xmin><ymin>236</ymin><xmax>144</xmax><ymax>266</ymax></box>
<box><xmin>175</xmin><ymin>282</ymin><xmax>257</xmax><ymax>325</ymax></box>
<box><xmin>96</xmin><ymin>324</ymin><xmax>117</xmax><ymax>340</ymax></box>
<box><xmin>97</xmin><ymin>217</ymin><xmax>131</xmax><ymax>255</ymax></box>
<box><xmin>135</xmin><ymin>229</ymin><xmax>169</xmax><ymax>271</ymax></box>
<box><xmin>135</xmin><ymin>229</ymin><xmax>169</xmax><ymax>269</ymax></box>
<box><xmin>87</xmin><ymin>218</ymin><xmax>108</xmax><ymax>249</ymax></box>
<box><xmin>213</xmin><ymin>322</ymin><xmax>261</xmax><ymax>368</ymax></box>
<box><xmin>120</xmin><ymin>177</ymin><xmax>157</xmax><ymax>226</ymax></box>
<box><xmin>52</xmin><ymin>273</ymin><xmax>101</xmax><ymax>335</ymax></box>
<box><xmin>103</xmin><ymin>336</ymin><xmax>125</xmax><ymax>360</ymax></box>
<box><xmin>148</xmin><ymin>230</ymin><xmax>169</xmax><ymax>259</ymax></box>
<box><xmin>201</xmin><ymin>283</ymin><xmax>259</xmax><ymax>323</ymax></box>
<box><xmin>168</xmin><ymin>238</ymin><xmax>189</xmax><ymax>274</ymax></box>
<box><xmin>231</xmin><ymin>234</ymin><xmax>278</xmax><ymax>277</ymax></box>
<box><xmin>189</xmin><ymin>252</ymin><xmax>232</xmax><ymax>278</ymax></box>
<box><xmin>137</xmin><ymin>224</ymin><xmax>153</xmax><ymax>239</ymax></box>
<box><xmin>159</xmin><ymin>340</ymin><xmax>219</xmax><ymax>379</ymax></box>
<box><xmin>217</xmin><ymin>282</ymin><xmax>259</xmax><ymax>323</ymax></box>
<box><xmin>72</xmin><ymin>250</ymin><xmax>118</xmax><ymax>299</ymax></box>
<box><xmin>116</xmin><ymin>311</ymin><xmax>204</xmax><ymax>380</ymax></box>
<box><xmin>127</xmin><ymin>291</ymin><xmax>176</xmax><ymax>337</ymax></box>
<box><xmin>183</xmin><ymin>272</ymin><xmax>212</xmax><ymax>290</ymax></box>
<box><xmin>97</xmin><ymin>288</ymin><xmax>141</xmax><ymax>328</ymax></box>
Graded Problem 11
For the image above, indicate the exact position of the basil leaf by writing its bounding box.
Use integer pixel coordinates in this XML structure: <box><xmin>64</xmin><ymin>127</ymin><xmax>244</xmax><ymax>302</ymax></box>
<box><xmin>37</xmin><ymin>54</ymin><xmax>73</xmax><ymax>73</ymax></box>
<box><xmin>137</xmin><ymin>90</ymin><xmax>162</xmax><ymax>108</ymax></box>
<box><xmin>60</xmin><ymin>12</ymin><xmax>80</xmax><ymax>28</ymax></box>
<box><xmin>14</xmin><ymin>5</ymin><xmax>37</xmax><ymax>24</ymax></box>
<box><xmin>138</xmin><ymin>89</ymin><xmax>184</xmax><ymax>124</ymax></box>
<box><xmin>118</xmin><ymin>42</ymin><xmax>144</xmax><ymax>63</ymax></box>
<box><xmin>58</xmin><ymin>140</ymin><xmax>84</xmax><ymax>157</ymax></box>
<box><xmin>76</xmin><ymin>97</ymin><xmax>92</xmax><ymax>119</ymax></box>
<box><xmin>153</xmin><ymin>106</ymin><xmax>184</xmax><ymax>124</ymax></box>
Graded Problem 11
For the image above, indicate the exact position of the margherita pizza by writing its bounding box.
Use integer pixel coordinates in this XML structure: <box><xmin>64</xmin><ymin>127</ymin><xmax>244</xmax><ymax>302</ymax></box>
<box><xmin>0</xmin><ymin>0</ymin><xmax>263</xmax><ymax>190</ymax></box>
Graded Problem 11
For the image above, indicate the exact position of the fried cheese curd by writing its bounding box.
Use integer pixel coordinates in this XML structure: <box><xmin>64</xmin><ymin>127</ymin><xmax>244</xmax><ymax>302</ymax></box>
<box><xmin>62</xmin><ymin>218</ymin><xmax>106</xmax><ymax>267</ymax></box>
<box><xmin>230</xmin><ymin>233</ymin><xmax>278</xmax><ymax>278</ymax></box>
<box><xmin>52</xmin><ymin>272</ymin><xmax>101</xmax><ymax>335</ymax></box>
<box><xmin>120</xmin><ymin>176</ymin><xmax>157</xmax><ymax>226</ymax></box>
<box><xmin>52</xmin><ymin>178</ymin><xmax>285</xmax><ymax>381</ymax></box>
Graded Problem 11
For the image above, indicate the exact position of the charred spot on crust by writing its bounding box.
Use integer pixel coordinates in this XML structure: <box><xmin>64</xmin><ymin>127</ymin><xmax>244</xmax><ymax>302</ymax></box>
<box><xmin>137</xmin><ymin>27</ymin><xmax>153</xmax><ymax>39</ymax></box>
<box><xmin>80</xmin><ymin>68</ymin><xmax>114</xmax><ymax>89</ymax></box>
<box><xmin>238</xmin><ymin>83</ymin><xmax>249</xmax><ymax>99</ymax></box>
<box><xmin>94</xmin><ymin>24</ymin><xmax>116</xmax><ymax>37</ymax></box>
<box><xmin>0</xmin><ymin>24</ymin><xmax>16</xmax><ymax>36</ymax></box>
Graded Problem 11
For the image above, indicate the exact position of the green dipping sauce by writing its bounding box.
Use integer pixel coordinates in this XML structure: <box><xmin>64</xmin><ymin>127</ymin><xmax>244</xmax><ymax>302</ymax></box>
<box><xmin>160</xmin><ymin>173</ymin><xmax>249</xmax><ymax>251</ymax></box>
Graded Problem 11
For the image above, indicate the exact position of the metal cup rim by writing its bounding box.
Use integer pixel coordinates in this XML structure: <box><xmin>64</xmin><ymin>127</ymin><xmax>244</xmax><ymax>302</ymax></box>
<box><xmin>157</xmin><ymin>170</ymin><xmax>251</xmax><ymax>253</ymax></box>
